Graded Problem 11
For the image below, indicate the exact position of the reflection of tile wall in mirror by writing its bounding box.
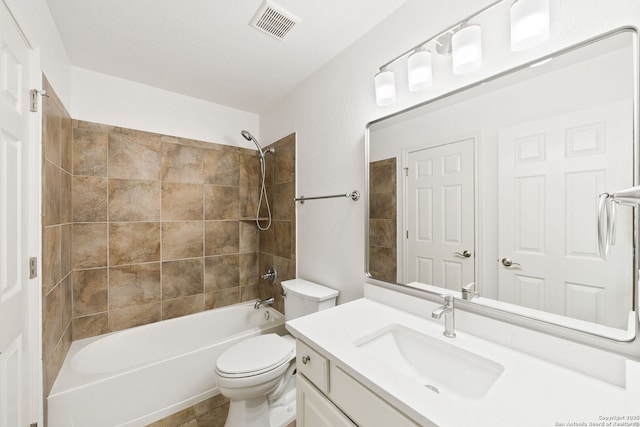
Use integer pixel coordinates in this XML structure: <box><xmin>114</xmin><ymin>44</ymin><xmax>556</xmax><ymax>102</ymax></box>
<box><xmin>369</xmin><ymin>158</ymin><xmax>397</xmax><ymax>282</ymax></box>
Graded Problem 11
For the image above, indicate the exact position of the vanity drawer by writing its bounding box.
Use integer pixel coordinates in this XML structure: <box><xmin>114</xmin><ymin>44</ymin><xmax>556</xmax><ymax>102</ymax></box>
<box><xmin>329</xmin><ymin>366</ymin><xmax>419</xmax><ymax>427</ymax></box>
<box><xmin>297</xmin><ymin>340</ymin><xmax>329</xmax><ymax>393</ymax></box>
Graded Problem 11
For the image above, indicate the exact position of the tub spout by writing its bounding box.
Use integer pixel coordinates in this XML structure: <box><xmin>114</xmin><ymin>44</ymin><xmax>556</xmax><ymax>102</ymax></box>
<box><xmin>254</xmin><ymin>297</ymin><xmax>275</xmax><ymax>310</ymax></box>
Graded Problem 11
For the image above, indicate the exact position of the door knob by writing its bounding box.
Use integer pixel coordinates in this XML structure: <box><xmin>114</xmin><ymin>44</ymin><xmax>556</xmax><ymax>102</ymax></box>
<box><xmin>501</xmin><ymin>257</ymin><xmax>520</xmax><ymax>267</ymax></box>
<box><xmin>454</xmin><ymin>250</ymin><xmax>471</xmax><ymax>258</ymax></box>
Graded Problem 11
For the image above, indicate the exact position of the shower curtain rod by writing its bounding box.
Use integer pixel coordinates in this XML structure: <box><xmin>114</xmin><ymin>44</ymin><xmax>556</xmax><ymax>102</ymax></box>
<box><xmin>294</xmin><ymin>190</ymin><xmax>360</xmax><ymax>204</ymax></box>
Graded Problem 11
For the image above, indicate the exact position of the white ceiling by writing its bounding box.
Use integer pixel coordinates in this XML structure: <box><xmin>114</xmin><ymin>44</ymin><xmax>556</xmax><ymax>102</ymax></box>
<box><xmin>45</xmin><ymin>0</ymin><xmax>408</xmax><ymax>113</ymax></box>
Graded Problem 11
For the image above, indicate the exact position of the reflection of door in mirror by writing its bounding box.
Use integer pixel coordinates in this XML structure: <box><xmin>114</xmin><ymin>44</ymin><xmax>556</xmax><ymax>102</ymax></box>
<box><xmin>405</xmin><ymin>138</ymin><xmax>475</xmax><ymax>290</ymax></box>
<box><xmin>497</xmin><ymin>100</ymin><xmax>632</xmax><ymax>329</ymax></box>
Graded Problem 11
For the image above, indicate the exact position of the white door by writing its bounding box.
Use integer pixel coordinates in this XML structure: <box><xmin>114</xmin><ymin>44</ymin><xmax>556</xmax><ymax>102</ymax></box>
<box><xmin>405</xmin><ymin>138</ymin><xmax>475</xmax><ymax>290</ymax></box>
<box><xmin>0</xmin><ymin>3</ymin><xmax>38</xmax><ymax>427</ymax></box>
<box><xmin>498</xmin><ymin>100</ymin><xmax>633</xmax><ymax>329</ymax></box>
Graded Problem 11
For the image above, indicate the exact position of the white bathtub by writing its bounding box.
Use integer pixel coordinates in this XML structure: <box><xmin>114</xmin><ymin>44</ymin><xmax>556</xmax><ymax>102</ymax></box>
<box><xmin>48</xmin><ymin>302</ymin><xmax>285</xmax><ymax>427</ymax></box>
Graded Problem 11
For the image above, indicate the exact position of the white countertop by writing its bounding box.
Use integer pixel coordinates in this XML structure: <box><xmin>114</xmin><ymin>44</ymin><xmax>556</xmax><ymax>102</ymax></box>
<box><xmin>286</xmin><ymin>297</ymin><xmax>640</xmax><ymax>427</ymax></box>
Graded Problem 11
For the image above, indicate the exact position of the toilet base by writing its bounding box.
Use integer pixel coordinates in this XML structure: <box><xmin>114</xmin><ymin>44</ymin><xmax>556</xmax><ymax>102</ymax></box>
<box><xmin>268</xmin><ymin>386</ymin><xmax>296</xmax><ymax>427</ymax></box>
<box><xmin>223</xmin><ymin>377</ymin><xmax>297</xmax><ymax>427</ymax></box>
<box><xmin>224</xmin><ymin>396</ymin><xmax>270</xmax><ymax>427</ymax></box>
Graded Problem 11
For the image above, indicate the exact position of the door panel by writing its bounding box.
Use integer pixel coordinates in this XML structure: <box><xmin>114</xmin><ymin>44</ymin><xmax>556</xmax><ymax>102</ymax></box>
<box><xmin>297</xmin><ymin>375</ymin><xmax>356</xmax><ymax>427</ymax></box>
<box><xmin>0</xmin><ymin>3</ymin><xmax>34</xmax><ymax>426</ymax></box>
<box><xmin>498</xmin><ymin>101</ymin><xmax>632</xmax><ymax>328</ymax></box>
<box><xmin>406</xmin><ymin>138</ymin><xmax>474</xmax><ymax>289</ymax></box>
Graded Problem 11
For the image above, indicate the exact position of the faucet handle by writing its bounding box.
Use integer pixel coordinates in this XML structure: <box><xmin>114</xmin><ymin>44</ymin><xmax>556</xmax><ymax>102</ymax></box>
<box><xmin>461</xmin><ymin>283</ymin><xmax>479</xmax><ymax>300</ymax></box>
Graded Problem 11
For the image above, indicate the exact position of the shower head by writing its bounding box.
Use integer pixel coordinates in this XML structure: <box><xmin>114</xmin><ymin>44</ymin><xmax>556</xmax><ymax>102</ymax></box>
<box><xmin>241</xmin><ymin>129</ymin><xmax>273</xmax><ymax>230</ymax></box>
<box><xmin>241</xmin><ymin>130</ymin><xmax>265</xmax><ymax>158</ymax></box>
<box><xmin>241</xmin><ymin>130</ymin><xmax>253</xmax><ymax>142</ymax></box>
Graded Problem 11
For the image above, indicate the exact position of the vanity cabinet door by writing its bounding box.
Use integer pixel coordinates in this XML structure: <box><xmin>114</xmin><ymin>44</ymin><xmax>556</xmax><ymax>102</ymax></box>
<box><xmin>297</xmin><ymin>374</ymin><xmax>356</xmax><ymax>427</ymax></box>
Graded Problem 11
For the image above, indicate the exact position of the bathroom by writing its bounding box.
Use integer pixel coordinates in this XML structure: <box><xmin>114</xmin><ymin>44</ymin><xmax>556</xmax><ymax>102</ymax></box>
<box><xmin>2</xmin><ymin>0</ymin><xmax>640</xmax><ymax>426</ymax></box>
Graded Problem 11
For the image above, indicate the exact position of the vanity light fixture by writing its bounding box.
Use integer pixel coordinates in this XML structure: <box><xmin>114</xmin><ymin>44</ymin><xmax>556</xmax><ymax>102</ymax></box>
<box><xmin>374</xmin><ymin>67</ymin><xmax>397</xmax><ymax>106</ymax></box>
<box><xmin>510</xmin><ymin>0</ymin><xmax>550</xmax><ymax>51</ymax></box>
<box><xmin>452</xmin><ymin>23</ymin><xmax>483</xmax><ymax>75</ymax></box>
<box><xmin>373</xmin><ymin>0</ymin><xmax>551</xmax><ymax>106</ymax></box>
<box><xmin>407</xmin><ymin>48</ymin><xmax>433</xmax><ymax>92</ymax></box>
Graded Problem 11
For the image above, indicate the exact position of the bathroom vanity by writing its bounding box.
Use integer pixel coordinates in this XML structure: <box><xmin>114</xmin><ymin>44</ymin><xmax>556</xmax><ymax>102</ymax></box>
<box><xmin>295</xmin><ymin>338</ymin><xmax>419</xmax><ymax>427</ymax></box>
<box><xmin>286</xmin><ymin>284</ymin><xmax>640</xmax><ymax>427</ymax></box>
<box><xmin>288</xmin><ymin>24</ymin><xmax>640</xmax><ymax>427</ymax></box>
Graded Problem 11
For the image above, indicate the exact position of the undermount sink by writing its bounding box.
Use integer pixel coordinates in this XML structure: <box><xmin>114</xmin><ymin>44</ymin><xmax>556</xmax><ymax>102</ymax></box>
<box><xmin>354</xmin><ymin>324</ymin><xmax>504</xmax><ymax>400</ymax></box>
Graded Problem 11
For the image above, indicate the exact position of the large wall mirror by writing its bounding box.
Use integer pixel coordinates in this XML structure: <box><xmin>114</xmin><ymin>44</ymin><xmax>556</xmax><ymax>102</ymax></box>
<box><xmin>366</xmin><ymin>29</ymin><xmax>638</xmax><ymax>341</ymax></box>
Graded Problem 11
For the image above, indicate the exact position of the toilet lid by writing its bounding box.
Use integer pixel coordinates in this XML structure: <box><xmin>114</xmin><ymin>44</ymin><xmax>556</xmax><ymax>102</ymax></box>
<box><xmin>216</xmin><ymin>334</ymin><xmax>294</xmax><ymax>376</ymax></box>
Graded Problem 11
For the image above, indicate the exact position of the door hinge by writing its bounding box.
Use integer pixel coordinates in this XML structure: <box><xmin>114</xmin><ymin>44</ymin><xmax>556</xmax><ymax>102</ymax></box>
<box><xmin>29</xmin><ymin>257</ymin><xmax>38</xmax><ymax>279</ymax></box>
<box><xmin>29</xmin><ymin>89</ymin><xmax>38</xmax><ymax>112</ymax></box>
<box><xmin>29</xmin><ymin>89</ymin><xmax>49</xmax><ymax>112</ymax></box>
<box><xmin>406</xmin><ymin>230</ymin><xmax>409</xmax><ymax>239</ymax></box>
<box><xmin>404</xmin><ymin>167</ymin><xmax>409</xmax><ymax>177</ymax></box>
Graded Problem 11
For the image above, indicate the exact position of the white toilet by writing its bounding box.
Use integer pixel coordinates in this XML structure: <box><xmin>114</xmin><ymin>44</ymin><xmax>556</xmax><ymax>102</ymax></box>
<box><xmin>215</xmin><ymin>279</ymin><xmax>339</xmax><ymax>427</ymax></box>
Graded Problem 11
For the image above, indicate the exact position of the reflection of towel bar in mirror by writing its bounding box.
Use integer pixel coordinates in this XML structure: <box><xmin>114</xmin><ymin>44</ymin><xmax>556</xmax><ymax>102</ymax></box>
<box><xmin>294</xmin><ymin>190</ymin><xmax>360</xmax><ymax>204</ymax></box>
<box><xmin>597</xmin><ymin>184</ymin><xmax>640</xmax><ymax>260</ymax></box>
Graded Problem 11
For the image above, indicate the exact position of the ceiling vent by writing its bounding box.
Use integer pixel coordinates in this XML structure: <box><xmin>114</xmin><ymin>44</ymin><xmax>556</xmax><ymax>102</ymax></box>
<box><xmin>249</xmin><ymin>1</ymin><xmax>300</xmax><ymax>40</ymax></box>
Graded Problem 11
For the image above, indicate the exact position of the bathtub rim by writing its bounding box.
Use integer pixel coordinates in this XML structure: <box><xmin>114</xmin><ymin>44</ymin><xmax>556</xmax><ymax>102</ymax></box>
<box><xmin>49</xmin><ymin>301</ymin><xmax>285</xmax><ymax>398</ymax></box>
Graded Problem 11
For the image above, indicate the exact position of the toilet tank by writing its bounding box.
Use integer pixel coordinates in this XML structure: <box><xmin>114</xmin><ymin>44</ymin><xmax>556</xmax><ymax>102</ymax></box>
<box><xmin>281</xmin><ymin>279</ymin><xmax>339</xmax><ymax>321</ymax></box>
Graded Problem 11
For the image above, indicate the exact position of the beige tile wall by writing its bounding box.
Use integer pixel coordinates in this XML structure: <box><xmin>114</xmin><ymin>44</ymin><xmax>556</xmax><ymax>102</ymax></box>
<box><xmin>258</xmin><ymin>134</ymin><xmax>296</xmax><ymax>313</ymax></box>
<box><xmin>368</xmin><ymin>158</ymin><xmax>397</xmax><ymax>282</ymax></box>
<box><xmin>70</xmin><ymin>121</ymin><xmax>271</xmax><ymax>339</ymax></box>
<box><xmin>41</xmin><ymin>77</ymin><xmax>73</xmax><ymax>408</ymax></box>
<box><xmin>40</xmin><ymin>81</ymin><xmax>298</xmax><ymax>424</ymax></box>
<box><xmin>141</xmin><ymin>132</ymin><xmax>296</xmax><ymax>426</ymax></box>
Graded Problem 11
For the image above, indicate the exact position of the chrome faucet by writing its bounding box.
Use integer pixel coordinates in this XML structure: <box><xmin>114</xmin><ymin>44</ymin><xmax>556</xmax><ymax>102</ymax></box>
<box><xmin>432</xmin><ymin>295</ymin><xmax>456</xmax><ymax>338</ymax></box>
<box><xmin>254</xmin><ymin>297</ymin><xmax>275</xmax><ymax>310</ymax></box>
<box><xmin>461</xmin><ymin>283</ymin><xmax>479</xmax><ymax>301</ymax></box>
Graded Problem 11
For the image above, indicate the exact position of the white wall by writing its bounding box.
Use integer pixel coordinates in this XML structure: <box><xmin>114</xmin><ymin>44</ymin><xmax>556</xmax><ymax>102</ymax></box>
<box><xmin>4</xmin><ymin>0</ymin><xmax>259</xmax><ymax>148</ymax></box>
<box><xmin>70</xmin><ymin>67</ymin><xmax>259</xmax><ymax>149</ymax></box>
<box><xmin>260</xmin><ymin>0</ymin><xmax>640</xmax><ymax>304</ymax></box>
<box><xmin>4</xmin><ymin>0</ymin><xmax>72</xmax><ymax>105</ymax></box>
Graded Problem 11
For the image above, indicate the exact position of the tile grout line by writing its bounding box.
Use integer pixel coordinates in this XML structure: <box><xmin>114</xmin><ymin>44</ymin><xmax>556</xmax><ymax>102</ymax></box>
<box><xmin>105</xmin><ymin>128</ymin><xmax>111</xmax><ymax>334</ymax></box>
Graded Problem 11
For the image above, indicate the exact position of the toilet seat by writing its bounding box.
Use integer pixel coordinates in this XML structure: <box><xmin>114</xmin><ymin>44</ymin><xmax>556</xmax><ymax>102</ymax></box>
<box><xmin>216</xmin><ymin>334</ymin><xmax>294</xmax><ymax>379</ymax></box>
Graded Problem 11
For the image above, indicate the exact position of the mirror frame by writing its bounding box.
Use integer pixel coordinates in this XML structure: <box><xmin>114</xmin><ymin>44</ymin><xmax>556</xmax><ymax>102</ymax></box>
<box><xmin>364</xmin><ymin>27</ymin><xmax>640</xmax><ymax>351</ymax></box>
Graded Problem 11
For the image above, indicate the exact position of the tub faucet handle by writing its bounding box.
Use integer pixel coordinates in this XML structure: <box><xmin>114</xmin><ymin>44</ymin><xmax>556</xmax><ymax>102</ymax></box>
<box><xmin>261</xmin><ymin>266</ymin><xmax>277</xmax><ymax>284</ymax></box>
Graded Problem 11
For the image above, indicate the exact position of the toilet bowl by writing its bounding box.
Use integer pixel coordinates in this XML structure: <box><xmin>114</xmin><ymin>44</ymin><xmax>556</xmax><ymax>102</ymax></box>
<box><xmin>214</xmin><ymin>279</ymin><xmax>338</xmax><ymax>427</ymax></box>
<box><xmin>216</xmin><ymin>334</ymin><xmax>296</xmax><ymax>427</ymax></box>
